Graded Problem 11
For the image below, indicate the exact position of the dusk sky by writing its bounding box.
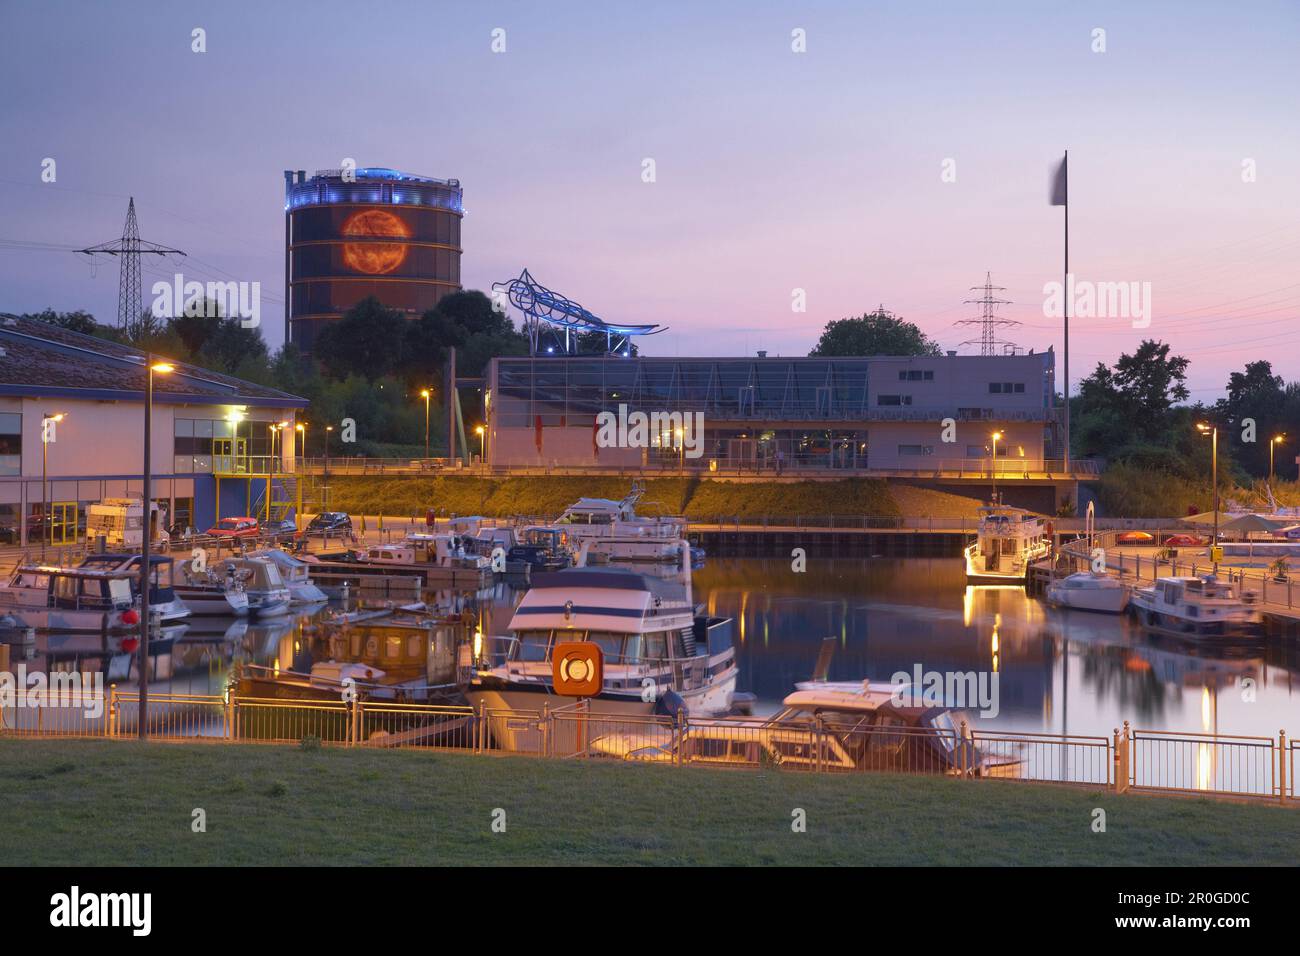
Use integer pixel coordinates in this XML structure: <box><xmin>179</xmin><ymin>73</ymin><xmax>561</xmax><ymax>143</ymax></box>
<box><xmin>2</xmin><ymin>0</ymin><xmax>1297</xmax><ymax>398</ymax></box>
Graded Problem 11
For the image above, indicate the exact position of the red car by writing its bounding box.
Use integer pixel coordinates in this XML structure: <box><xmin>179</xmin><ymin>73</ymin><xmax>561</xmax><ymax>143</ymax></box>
<box><xmin>205</xmin><ymin>516</ymin><xmax>261</xmax><ymax>539</ymax></box>
<box><xmin>1163</xmin><ymin>533</ymin><xmax>1206</xmax><ymax>547</ymax></box>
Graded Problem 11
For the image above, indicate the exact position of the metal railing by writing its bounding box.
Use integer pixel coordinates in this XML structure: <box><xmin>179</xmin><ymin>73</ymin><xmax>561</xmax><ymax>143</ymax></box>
<box><xmin>3</xmin><ymin>690</ymin><xmax>1294</xmax><ymax>804</ymax></box>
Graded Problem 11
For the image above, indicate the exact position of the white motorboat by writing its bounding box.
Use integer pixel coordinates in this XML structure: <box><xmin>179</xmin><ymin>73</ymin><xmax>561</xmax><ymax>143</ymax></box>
<box><xmin>246</xmin><ymin>549</ymin><xmax>328</xmax><ymax>604</ymax></box>
<box><xmin>214</xmin><ymin>556</ymin><xmax>292</xmax><ymax>618</ymax></box>
<box><xmin>550</xmin><ymin>484</ymin><xmax>686</xmax><ymax>563</ymax></box>
<box><xmin>0</xmin><ymin>565</ymin><xmax>138</xmax><ymax>633</ymax></box>
<box><xmin>75</xmin><ymin>553</ymin><xmax>191</xmax><ymax>623</ymax></box>
<box><xmin>1045</xmin><ymin>572</ymin><xmax>1129</xmax><ymax>614</ymax></box>
<box><xmin>1129</xmin><ymin>575</ymin><xmax>1262</xmax><ymax>640</ymax></box>
<box><xmin>174</xmin><ymin>558</ymin><xmax>250</xmax><ymax>616</ymax></box>
<box><xmin>466</xmin><ymin>559</ymin><xmax>737</xmax><ymax>751</ymax></box>
<box><xmin>964</xmin><ymin>501</ymin><xmax>1050</xmax><ymax>584</ymax></box>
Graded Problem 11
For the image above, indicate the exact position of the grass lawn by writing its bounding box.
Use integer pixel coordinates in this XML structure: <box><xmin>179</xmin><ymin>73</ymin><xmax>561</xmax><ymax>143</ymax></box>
<box><xmin>2</xmin><ymin>739</ymin><xmax>1296</xmax><ymax>866</ymax></box>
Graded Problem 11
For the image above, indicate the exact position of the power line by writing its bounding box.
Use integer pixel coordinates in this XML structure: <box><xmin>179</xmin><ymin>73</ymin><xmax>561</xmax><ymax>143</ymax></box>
<box><xmin>954</xmin><ymin>272</ymin><xmax>1018</xmax><ymax>355</ymax></box>
<box><xmin>76</xmin><ymin>198</ymin><xmax>185</xmax><ymax>338</ymax></box>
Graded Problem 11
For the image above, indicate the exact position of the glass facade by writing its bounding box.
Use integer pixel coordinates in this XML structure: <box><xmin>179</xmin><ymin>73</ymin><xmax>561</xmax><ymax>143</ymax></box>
<box><xmin>175</xmin><ymin>418</ymin><xmax>276</xmax><ymax>474</ymax></box>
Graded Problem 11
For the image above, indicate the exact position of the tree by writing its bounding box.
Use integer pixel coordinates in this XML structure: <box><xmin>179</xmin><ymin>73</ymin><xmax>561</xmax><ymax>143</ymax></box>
<box><xmin>402</xmin><ymin>290</ymin><xmax>528</xmax><ymax>381</ymax></box>
<box><xmin>23</xmin><ymin>308</ymin><xmax>102</xmax><ymax>336</ymax></box>
<box><xmin>315</xmin><ymin>296</ymin><xmax>408</xmax><ymax>381</ymax></box>
<box><xmin>809</xmin><ymin>309</ymin><xmax>940</xmax><ymax>357</ymax></box>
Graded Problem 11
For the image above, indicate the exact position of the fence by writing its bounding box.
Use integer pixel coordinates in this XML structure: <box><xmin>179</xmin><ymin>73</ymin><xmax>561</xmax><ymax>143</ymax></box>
<box><xmin>2</xmin><ymin>689</ymin><xmax>1295</xmax><ymax>804</ymax></box>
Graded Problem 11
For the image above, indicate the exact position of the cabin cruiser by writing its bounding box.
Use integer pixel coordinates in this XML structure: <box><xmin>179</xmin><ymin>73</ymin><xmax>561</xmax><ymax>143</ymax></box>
<box><xmin>246</xmin><ymin>549</ymin><xmax>328</xmax><ymax>604</ymax></box>
<box><xmin>1129</xmin><ymin>575</ymin><xmax>1262</xmax><ymax>639</ymax></box>
<box><xmin>174</xmin><ymin>558</ymin><xmax>251</xmax><ymax>616</ymax></box>
<box><xmin>213</xmin><ymin>556</ymin><xmax>292</xmax><ymax>618</ymax></box>
<box><xmin>466</xmin><ymin>562</ymin><xmax>736</xmax><ymax>751</ymax></box>
<box><xmin>76</xmin><ymin>553</ymin><xmax>191</xmax><ymax>623</ymax></box>
<box><xmin>964</xmin><ymin>501</ymin><xmax>1050</xmax><ymax>584</ymax></box>
<box><xmin>506</xmin><ymin>526</ymin><xmax>573</xmax><ymax>573</ymax></box>
<box><xmin>1045</xmin><ymin>571</ymin><xmax>1129</xmax><ymax>614</ymax></box>
<box><xmin>589</xmin><ymin>681</ymin><xmax>1021</xmax><ymax>776</ymax></box>
<box><xmin>0</xmin><ymin>565</ymin><xmax>140</xmax><ymax>633</ymax></box>
<box><xmin>550</xmin><ymin>485</ymin><xmax>686</xmax><ymax>563</ymax></box>
<box><xmin>305</xmin><ymin>532</ymin><xmax>491</xmax><ymax>588</ymax></box>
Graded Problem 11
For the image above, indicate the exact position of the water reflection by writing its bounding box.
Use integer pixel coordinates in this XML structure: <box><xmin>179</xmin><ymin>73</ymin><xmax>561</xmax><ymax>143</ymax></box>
<box><xmin>10</xmin><ymin>557</ymin><xmax>1297</xmax><ymax>740</ymax></box>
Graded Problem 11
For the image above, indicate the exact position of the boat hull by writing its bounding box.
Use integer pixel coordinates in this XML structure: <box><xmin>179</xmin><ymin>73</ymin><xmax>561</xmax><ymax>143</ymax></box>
<box><xmin>1045</xmin><ymin>584</ymin><xmax>1129</xmax><ymax>614</ymax></box>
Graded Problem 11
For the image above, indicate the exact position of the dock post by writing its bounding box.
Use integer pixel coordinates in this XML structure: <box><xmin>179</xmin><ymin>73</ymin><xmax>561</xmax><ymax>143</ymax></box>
<box><xmin>1279</xmin><ymin>730</ymin><xmax>1288</xmax><ymax>804</ymax></box>
<box><xmin>1114</xmin><ymin>722</ymin><xmax>1130</xmax><ymax>794</ymax></box>
<box><xmin>108</xmin><ymin>684</ymin><xmax>117</xmax><ymax>737</ymax></box>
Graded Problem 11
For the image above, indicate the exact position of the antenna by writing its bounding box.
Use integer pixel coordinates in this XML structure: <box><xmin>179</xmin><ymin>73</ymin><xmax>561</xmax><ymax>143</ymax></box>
<box><xmin>78</xmin><ymin>198</ymin><xmax>186</xmax><ymax>339</ymax></box>
<box><xmin>955</xmin><ymin>272</ymin><xmax>1018</xmax><ymax>356</ymax></box>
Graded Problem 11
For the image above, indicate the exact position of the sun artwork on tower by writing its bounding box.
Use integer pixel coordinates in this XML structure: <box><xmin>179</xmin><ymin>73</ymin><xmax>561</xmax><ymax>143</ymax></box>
<box><xmin>340</xmin><ymin>209</ymin><xmax>411</xmax><ymax>274</ymax></box>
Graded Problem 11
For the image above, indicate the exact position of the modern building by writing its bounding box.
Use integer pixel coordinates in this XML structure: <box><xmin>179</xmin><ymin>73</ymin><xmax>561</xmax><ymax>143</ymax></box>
<box><xmin>284</xmin><ymin>167</ymin><xmax>464</xmax><ymax>353</ymax></box>
<box><xmin>483</xmin><ymin>350</ymin><xmax>1089</xmax><ymax>506</ymax></box>
<box><xmin>0</xmin><ymin>315</ymin><xmax>307</xmax><ymax>547</ymax></box>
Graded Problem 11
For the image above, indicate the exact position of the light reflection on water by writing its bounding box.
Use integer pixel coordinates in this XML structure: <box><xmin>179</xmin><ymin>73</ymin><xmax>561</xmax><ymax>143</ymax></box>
<box><xmin>16</xmin><ymin>557</ymin><xmax>1299</xmax><ymax>741</ymax></box>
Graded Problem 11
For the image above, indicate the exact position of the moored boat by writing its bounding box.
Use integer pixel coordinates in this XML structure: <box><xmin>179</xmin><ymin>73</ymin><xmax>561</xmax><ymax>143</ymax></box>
<box><xmin>1129</xmin><ymin>575</ymin><xmax>1262</xmax><ymax>640</ymax></box>
<box><xmin>1045</xmin><ymin>571</ymin><xmax>1129</xmax><ymax>614</ymax></box>
<box><xmin>964</xmin><ymin>501</ymin><xmax>1050</xmax><ymax>584</ymax></box>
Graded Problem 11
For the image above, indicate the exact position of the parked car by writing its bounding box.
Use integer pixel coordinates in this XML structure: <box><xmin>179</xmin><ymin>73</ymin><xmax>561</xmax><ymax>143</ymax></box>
<box><xmin>1116</xmin><ymin>531</ymin><xmax>1155</xmax><ymax>544</ymax></box>
<box><xmin>205</xmin><ymin>516</ymin><xmax>260</xmax><ymax>539</ymax></box>
<box><xmin>307</xmin><ymin>512</ymin><xmax>354</xmax><ymax>536</ymax></box>
<box><xmin>264</xmin><ymin>517</ymin><xmax>298</xmax><ymax>538</ymax></box>
<box><xmin>1163</xmin><ymin>533</ymin><xmax>1206</xmax><ymax>547</ymax></box>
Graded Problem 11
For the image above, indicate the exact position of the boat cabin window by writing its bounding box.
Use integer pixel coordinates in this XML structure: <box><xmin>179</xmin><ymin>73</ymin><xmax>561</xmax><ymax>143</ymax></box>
<box><xmin>515</xmin><ymin>630</ymin><xmax>551</xmax><ymax>662</ymax></box>
<box><xmin>11</xmin><ymin>571</ymin><xmax>49</xmax><ymax>589</ymax></box>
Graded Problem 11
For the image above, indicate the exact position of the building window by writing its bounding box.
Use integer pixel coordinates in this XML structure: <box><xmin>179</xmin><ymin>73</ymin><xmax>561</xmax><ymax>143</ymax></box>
<box><xmin>898</xmin><ymin>370</ymin><xmax>933</xmax><ymax>381</ymax></box>
<box><xmin>0</xmin><ymin>412</ymin><xmax>20</xmax><ymax>477</ymax></box>
<box><xmin>989</xmin><ymin>382</ymin><xmax>1025</xmax><ymax>394</ymax></box>
<box><xmin>898</xmin><ymin>444</ymin><xmax>934</xmax><ymax>456</ymax></box>
<box><xmin>966</xmin><ymin>444</ymin><xmax>988</xmax><ymax>457</ymax></box>
<box><xmin>877</xmin><ymin>395</ymin><xmax>912</xmax><ymax>406</ymax></box>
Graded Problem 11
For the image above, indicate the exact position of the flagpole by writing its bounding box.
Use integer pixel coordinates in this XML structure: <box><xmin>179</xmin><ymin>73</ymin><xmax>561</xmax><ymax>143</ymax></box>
<box><xmin>1063</xmin><ymin>149</ymin><xmax>1070</xmax><ymax>474</ymax></box>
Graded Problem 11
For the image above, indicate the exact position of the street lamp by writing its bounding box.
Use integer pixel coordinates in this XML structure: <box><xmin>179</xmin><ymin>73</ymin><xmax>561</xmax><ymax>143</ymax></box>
<box><xmin>475</xmin><ymin>424</ymin><xmax>485</xmax><ymax>464</ymax></box>
<box><xmin>324</xmin><ymin>425</ymin><xmax>334</xmax><ymax>512</ymax></box>
<box><xmin>1270</xmin><ymin>434</ymin><xmax>1286</xmax><ymax>481</ymax></box>
<box><xmin>1197</xmin><ymin>422</ymin><xmax>1219</xmax><ymax>569</ymax></box>
<box><xmin>40</xmin><ymin>412</ymin><xmax>66</xmax><ymax>558</ymax></box>
<box><xmin>419</xmin><ymin>389</ymin><xmax>431</xmax><ymax>459</ymax></box>
<box><xmin>990</xmin><ymin>431</ymin><xmax>1003</xmax><ymax>503</ymax></box>
<box><xmin>139</xmin><ymin>358</ymin><xmax>173</xmax><ymax>740</ymax></box>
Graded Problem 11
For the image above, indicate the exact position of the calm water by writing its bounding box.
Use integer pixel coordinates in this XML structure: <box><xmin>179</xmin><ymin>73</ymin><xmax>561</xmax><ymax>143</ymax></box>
<box><xmin>17</xmin><ymin>557</ymin><xmax>1300</xmax><ymax>740</ymax></box>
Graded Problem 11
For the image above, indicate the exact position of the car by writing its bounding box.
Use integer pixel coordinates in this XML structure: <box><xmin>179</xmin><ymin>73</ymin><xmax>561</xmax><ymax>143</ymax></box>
<box><xmin>205</xmin><ymin>516</ymin><xmax>260</xmax><ymax>539</ymax></box>
<box><xmin>1116</xmin><ymin>531</ymin><xmax>1155</xmax><ymax>544</ymax></box>
<box><xmin>306</xmin><ymin>512</ymin><xmax>353</xmax><ymax>536</ymax></box>
<box><xmin>264</xmin><ymin>517</ymin><xmax>298</xmax><ymax>538</ymax></box>
<box><xmin>1163</xmin><ymin>533</ymin><xmax>1205</xmax><ymax>547</ymax></box>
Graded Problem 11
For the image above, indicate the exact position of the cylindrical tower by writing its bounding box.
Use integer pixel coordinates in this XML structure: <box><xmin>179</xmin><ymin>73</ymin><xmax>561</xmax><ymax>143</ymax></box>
<box><xmin>283</xmin><ymin>167</ymin><xmax>463</xmax><ymax>353</ymax></box>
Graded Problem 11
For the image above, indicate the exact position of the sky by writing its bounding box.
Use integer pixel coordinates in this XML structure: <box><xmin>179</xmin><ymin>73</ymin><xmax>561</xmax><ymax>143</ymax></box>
<box><xmin>1</xmin><ymin>0</ymin><xmax>1297</xmax><ymax>400</ymax></box>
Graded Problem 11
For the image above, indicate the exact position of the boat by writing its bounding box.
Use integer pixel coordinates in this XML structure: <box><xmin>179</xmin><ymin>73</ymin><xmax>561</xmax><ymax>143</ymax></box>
<box><xmin>0</xmin><ymin>564</ymin><xmax>140</xmax><ymax>633</ymax></box>
<box><xmin>75</xmin><ymin>553</ymin><xmax>191</xmax><ymax>623</ymax></box>
<box><xmin>505</xmin><ymin>526</ymin><xmax>573</xmax><ymax>574</ymax></box>
<box><xmin>589</xmin><ymin>680</ymin><xmax>1022</xmax><ymax>776</ymax></box>
<box><xmin>1129</xmin><ymin>575</ymin><xmax>1263</xmax><ymax>639</ymax></box>
<box><xmin>549</xmin><ymin>484</ymin><xmax>686</xmax><ymax>563</ymax></box>
<box><xmin>246</xmin><ymin>549</ymin><xmax>328</xmax><ymax>604</ymax></box>
<box><xmin>213</xmin><ymin>556</ymin><xmax>292</xmax><ymax>618</ymax></box>
<box><xmin>303</xmin><ymin>532</ymin><xmax>492</xmax><ymax>588</ymax></box>
<box><xmin>173</xmin><ymin>558</ymin><xmax>251</xmax><ymax>616</ymax></box>
<box><xmin>964</xmin><ymin>500</ymin><xmax>1051</xmax><ymax>584</ymax></box>
<box><xmin>466</xmin><ymin>559</ymin><xmax>737</xmax><ymax>751</ymax></box>
<box><xmin>1045</xmin><ymin>571</ymin><xmax>1129</xmax><ymax>614</ymax></box>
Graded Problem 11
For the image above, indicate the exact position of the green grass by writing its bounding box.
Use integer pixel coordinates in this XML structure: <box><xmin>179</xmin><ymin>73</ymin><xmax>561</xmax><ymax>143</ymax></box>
<box><xmin>3</xmin><ymin>739</ymin><xmax>1295</xmax><ymax>866</ymax></box>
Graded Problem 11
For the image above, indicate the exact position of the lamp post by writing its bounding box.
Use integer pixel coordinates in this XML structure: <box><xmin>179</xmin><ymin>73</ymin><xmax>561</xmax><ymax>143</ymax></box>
<box><xmin>420</xmin><ymin>389</ymin><xmax>431</xmax><ymax>460</ymax></box>
<box><xmin>139</xmin><ymin>358</ymin><xmax>173</xmax><ymax>740</ymax></box>
<box><xmin>1197</xmin><ymin>422</ymin><xmax>1219</xmax><ymax>569</ymax></box>
<box><xmin>990</xmin><ymin>431</ymin><xmax>1003</xmax><ymax>503</ymax></box>
<box><xmin>475</xmin><ymin>424</ymin><xmax>485</xmax><ymax>465</ymax></box>
<box><xmin>1270</xmin><ymin>434</ymin><xmax>1286</xmax><ymax>481</ymax></box>
<box><xmin>324</xmin><ymin>425</ymin><xmax>333</xmax><ymax>512</ymax></box>
<box><xmin>40</xmin><ymin>412</ymin><xmax>66</xmax><ymax>558</ymax></box>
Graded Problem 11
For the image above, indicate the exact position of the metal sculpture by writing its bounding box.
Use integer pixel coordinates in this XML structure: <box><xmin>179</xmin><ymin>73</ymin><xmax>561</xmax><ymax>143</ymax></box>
<box><xmin>493</xmin><ymin>268</ymin><xmax>664</xmax><ymax>355</ymax></box>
